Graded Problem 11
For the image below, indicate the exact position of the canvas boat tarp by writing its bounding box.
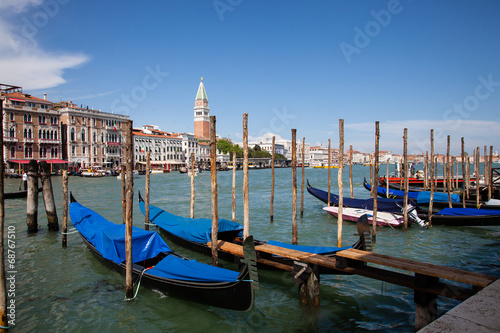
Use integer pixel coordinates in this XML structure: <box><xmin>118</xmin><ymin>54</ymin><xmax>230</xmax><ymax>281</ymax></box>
<box><xmin>139</xmin><ymin>200</ymin><xmax>243</xmax><ymax>244</ymax></box>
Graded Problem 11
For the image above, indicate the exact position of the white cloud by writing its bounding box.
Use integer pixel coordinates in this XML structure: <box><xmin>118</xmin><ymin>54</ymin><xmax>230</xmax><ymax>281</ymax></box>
<box><xmin>0</xmin><ymin>0</ymin><xmax>89</xmax><ymax>90</ymax></box>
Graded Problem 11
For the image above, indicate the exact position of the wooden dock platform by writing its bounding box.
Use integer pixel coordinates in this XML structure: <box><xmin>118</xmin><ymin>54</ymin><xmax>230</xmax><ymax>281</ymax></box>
<box><xmin>210</xmin><ymin>239</ymin><xmax>497</xmax><ymax>330</ymax></box>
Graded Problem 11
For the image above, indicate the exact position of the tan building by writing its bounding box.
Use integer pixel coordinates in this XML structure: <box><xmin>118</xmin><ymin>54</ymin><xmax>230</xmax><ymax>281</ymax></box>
<box><xmin>1</xmin><ymin>84</ymin><xmax>63</xmax><ymax>172</ymax></box>
<box><xmin>55</xmin><ymin>101</ymin><xmax>130</xmax><ymax>170</ymax></box>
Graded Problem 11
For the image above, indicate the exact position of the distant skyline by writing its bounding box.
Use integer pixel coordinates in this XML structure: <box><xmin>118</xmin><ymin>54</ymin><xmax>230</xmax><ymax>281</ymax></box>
<box><xmin>1</xmin><ymin>0</ymin><xmax>499</xmax><ymax>155</ymax></box>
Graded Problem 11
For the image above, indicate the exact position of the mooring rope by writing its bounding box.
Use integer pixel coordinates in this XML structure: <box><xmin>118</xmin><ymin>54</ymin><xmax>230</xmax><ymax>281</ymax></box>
<box><xmin>124</xmin><ymin>268</ymin><xmax>150</xmax><ymax>301</ymax></box>
<box><xmin>61</xmin><ymin>228</ymin><xmax>79</xmax><ymax>235</ymax></box>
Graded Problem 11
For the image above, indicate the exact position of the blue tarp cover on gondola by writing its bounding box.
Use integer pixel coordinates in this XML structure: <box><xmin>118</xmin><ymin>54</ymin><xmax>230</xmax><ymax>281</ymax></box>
<box><xmin>139</xmin><ymin>201</ymin><xmax>243</xmax><ymax>244</ymax></box>
<box><xmin>417</xmin><ymin>191</ymin><xmax>460</xmax><ymax>204</ymax></box>
<box><xmin>307</xmin><ymin>183</ymin><xmax>411</xmax><ymax>213</ymax></box>
<box><xmin>147</xmin><ymin>255</ymin><xmax>239</xmax><ymax>282</ymax></box>
<box><xmin>70</xmin><ymin>201</ymin><xmax>171</xmax><ymax>264</ymax></box>
<box><xmin>267</xmin><ymin>240</ymin><xmax>352</xmax><ymax>254</ymax></box>
<box><xmin>364</xmin><ymin>181</ymin><xmax>460</xmax><ymax>203</ymax></box>
<box><xmin>435</xmin><ymin>208</ymin><xmax>500</xmax><ymax>216</ymax></box>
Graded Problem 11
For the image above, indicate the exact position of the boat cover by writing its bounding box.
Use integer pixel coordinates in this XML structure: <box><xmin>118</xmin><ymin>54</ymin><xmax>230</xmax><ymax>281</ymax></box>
<box><xmin>139</xmin><ymin>201</ymin><xmax>244</xmax><ymax>244</ymax></box>
<box><xmin>364</xmin><ymin>181</ymin><xmax>460</xmax><ymax>203</ymax></box>
<box><xmin>435</xmin><ymin>208</ymin><xmax>500</xmax><ymax>216</ymax></box>
<box><xmin>147</xmin><ymin>255</ymin><xmax>239</xmax><ymax>282</ymax></box>
<box><xmin>70</xmin><ymin>201</ymin><xmax>171</xmax><ymax>264</ymax></box>
<box><xmin>307</xmin><ymin>183</ymin><xmax>411</xmax><ymax>213</ymax></box>
<box><xmin>267</xmin><ymin>240</ymin><xmax>352</xmax><ymax>254</ymax></box>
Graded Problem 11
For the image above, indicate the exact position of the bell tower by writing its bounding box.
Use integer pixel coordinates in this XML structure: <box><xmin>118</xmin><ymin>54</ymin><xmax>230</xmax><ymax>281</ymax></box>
<box><xmin>194</xmin><ymin>77</ymin><xmax>210</xmax><ymax>140</ymax></box>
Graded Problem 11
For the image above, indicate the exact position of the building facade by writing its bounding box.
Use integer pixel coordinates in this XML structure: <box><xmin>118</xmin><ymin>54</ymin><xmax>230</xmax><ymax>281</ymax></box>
<box><xmin>1</xmin><ymin>86</ymin><xmax>63</xmax><ymax>171</ymax></box>
<box><xmin>133</xmin><ymin>125</ymin><xmax>184</xmax><ymax>171</ymax></box>
<box><xmin>56</xmin><ymin>101</ymin><xmax>130</xmax><ymax>169</ymax></box>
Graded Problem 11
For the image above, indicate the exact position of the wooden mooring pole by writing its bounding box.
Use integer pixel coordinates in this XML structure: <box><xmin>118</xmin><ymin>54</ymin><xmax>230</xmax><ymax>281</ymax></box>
<box><xmin>446</xmin><ymin>136</ymin><xmax>452</xmax><ymax>208</ymax></box>
<box><xmin>190</xmin><ymin>153</ymin><xmax>195</xmax><ymax>219</ymax></box>
<box><xmin>26</xmin><ymin>159</ymin><xmax>39</xmax><ymax>233</ymax></box>
<box><xmin>349</xmin><ymin>145</ymin><xmax>353</xmax><ymax>199</ymax></box>
<box><xmin>489</xmin><ymin>146</ymin><xmax>493</xmax><ymax>200</ymax></box>
<box><xmin>243</xmin><ymin>114</ymin><xmax>250</xmax><ymax>240</ymax></box>
<box><xmin>338</xmin><ymin>120</ymin><xmax>344</xmax><ymax>247</ymax></box>
<box><xmin>300</xmin><ymin>137</ymin><xmax>305</xmax><ymax>218</ymax></box>
<box><xmin>210</xmin><ymin>116</ymin><xmax>219</xmax><ymax>266</ymax></box>
<box><xmin>232</xmin><ymin>151</ymin><xmax>237</xmax><ymax>222</ymax></box>
<box><xmin>461</xmin><ymin>138</ymin><xmax>466</xmax><ymax>208</ymax></box>
<box><xmin>373</xmin><ymin>122</ymin><xmax>379</xmax><ymax>238</ymax></box>
<box><xmin>369</xmin><ymin>154</ymin><xmax>374</xmax><ymax>197</ymax></box>
<box><xmin>124</xmin><ymin>120</ymin><xmax>134</xmax><ymax>299</ymax></box>
<box><xmin>62</xmin><ymin>170</ymin><xmax>68</xmax><ymax>248</ymax></box>
<box><xmin>327</xmin><ymin>139</ymin><xmax>331</xmax><ymax>206</ymax></box>
<box><xmin>0</xmin><ymin>101</ymin><xmax>8</xmax><ymax>330</ymax></box>
<box><xmin>40</xmin><ymin>161</ymin><xmax>59</xmax><ymax>231</ymax></box>
<box><xmin>292</xmin><ymin>129</ymin><xmax>298</xmax><ymax>245</ymax></box>
<box><xmin>402</xmin><ymin>128</ymin><xmax>408</xmax><ymax>230</ymax></box>
<box><xmin>270</xmin><ymin>137</ymin><xmax>275</xmax><ymax>222</ymax></box>
<box><xmin>144</xmin><ymin>151</ymin><xmax>151</xmax><ymax>230</ymax></box>
<box><xmin>475</xmin><ymin>147</ymin><xmax>480</xmax><ymax>208</ymax></box>
<box><xmin>428</xmin><ymin>130</ymin><xmax>434</xmax><ymax>226</ymax></box>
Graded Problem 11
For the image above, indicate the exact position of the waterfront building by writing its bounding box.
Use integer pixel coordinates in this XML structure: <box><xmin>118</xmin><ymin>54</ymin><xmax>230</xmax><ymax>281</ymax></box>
<box><xmin>55</xmin><ymin>100</ymin><xmax>130</xmax><ymax>169</ymax></box>
<box><xmin>1</xmin><ymin>84</ymin><xmax>63</xmax><ymax>172</ymax></box>
<box><xmin>194</xmin><ymin>77</ymin><xmax>210</xmax><ymax>141</ymax></box>
<box><xmin>133</xmin><ymin>125</ymin><xmax>183</xmax><ymax>171</ymax></box>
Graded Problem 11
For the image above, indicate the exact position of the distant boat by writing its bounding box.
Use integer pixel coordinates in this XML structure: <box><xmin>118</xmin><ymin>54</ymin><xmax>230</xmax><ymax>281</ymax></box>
<box><xmin>427</xmin><ymin>207</ymin><xmax>500</xmax><ymax>226</ymax></box>
<box><xmin>4</xmin><ymin>187</ymin><xmax>43</xmax><ymax>199</ymax></box>
<box><xmin>312</xmin><ymin>165</ymin><xmax>342</xmax><ymax>169</ymax></box>
<box><xmin>323</xmin><ymin>206</ymin><xmax>405</xmax><ymax>228</ymax></box>
<box><xmin>80</xmin><ymin>166</ymin><xmax>107</xmax><ymax>177</ymax></box>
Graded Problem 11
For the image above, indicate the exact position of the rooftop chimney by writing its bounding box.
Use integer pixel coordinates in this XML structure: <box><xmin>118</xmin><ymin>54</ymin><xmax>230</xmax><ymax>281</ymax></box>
<box><xmin>44</xmin><ymin>93</ymin><xmax>47</xmax><ymax>100</ymax></box>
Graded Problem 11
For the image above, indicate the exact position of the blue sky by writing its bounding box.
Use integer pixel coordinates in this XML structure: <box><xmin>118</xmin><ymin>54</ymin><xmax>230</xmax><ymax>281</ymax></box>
<box><xmin>2</xmin><ymin>0</ymin><xmax>499</xmax><ymax>155</ymax></box>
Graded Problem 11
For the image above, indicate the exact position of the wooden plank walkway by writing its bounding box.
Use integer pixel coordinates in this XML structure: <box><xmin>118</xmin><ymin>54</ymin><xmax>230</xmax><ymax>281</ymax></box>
<box><xmin>209</xmin><ymin>240</ymin><xmax>497</xmax><ymax>301</ymax></box>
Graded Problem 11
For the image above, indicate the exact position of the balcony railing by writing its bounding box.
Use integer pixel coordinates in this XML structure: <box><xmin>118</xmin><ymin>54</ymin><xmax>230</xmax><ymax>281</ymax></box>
<box><xmin>3</xmin><ymin>137</ymin><xmax>18</xmax><ymax>142</ymax></box>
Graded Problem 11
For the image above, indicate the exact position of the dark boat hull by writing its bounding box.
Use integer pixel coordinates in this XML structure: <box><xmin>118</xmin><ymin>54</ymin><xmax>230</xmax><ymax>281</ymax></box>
<box><xmin>4</xmin><ymin>187</ymin><xmax>43</xmax><ymax>199</ymax></box>
<box><xmin>425</xmin><ymin>214</ymin><xmax>500</xmax><ymax>226</ymax></box>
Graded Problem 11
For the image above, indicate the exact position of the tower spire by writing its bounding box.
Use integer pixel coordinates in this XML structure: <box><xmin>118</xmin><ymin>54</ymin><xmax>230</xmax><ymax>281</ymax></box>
<box><xmin>194</xmin><ymin>77</ymin><xmax>210</xmax><ymax>140</ymax></box>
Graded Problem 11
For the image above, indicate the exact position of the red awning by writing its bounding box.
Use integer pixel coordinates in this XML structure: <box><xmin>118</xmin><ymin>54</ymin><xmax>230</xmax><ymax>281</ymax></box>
<box><xmin>8</xmin><ymin>98</ymin><xmax>25</xmax><ymax>102</ymax></box>
<box><xmin>7</xmin><ymin>159</ymin><xmax>29</xmax><ymax>164</ymax></box>
<box><xmin>7</xmin><ymin>159</ymin><xmax>68</xmax><ymax>164</ymax></box>
<box><xmin>45</xmin><ymin>159</ymin><xmax>69</xmax><ymax>164</ymax></box>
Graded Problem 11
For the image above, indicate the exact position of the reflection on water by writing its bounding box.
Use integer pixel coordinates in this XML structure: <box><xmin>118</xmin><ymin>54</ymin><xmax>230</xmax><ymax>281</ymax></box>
<box><xmin>5</xmin><ymin>165</ymin><xmax>500</xmax><ymax>332</ymax></box>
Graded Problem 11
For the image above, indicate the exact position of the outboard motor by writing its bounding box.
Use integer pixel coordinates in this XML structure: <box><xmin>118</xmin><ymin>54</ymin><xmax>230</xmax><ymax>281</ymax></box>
<box><xmin>407</xmin><ymin>206</ymin><xmax>428</xmax><ymax>228</ymax></box>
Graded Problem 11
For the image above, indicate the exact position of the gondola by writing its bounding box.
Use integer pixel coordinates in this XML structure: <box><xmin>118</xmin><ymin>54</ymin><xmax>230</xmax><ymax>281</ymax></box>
<box><xmin>138</xmin><ymin>192</ymin><xmax>363</xmax><ymax>273</ymax></box>
<box><xmin>379</xmin><ymin>176</ymin><xmax>470</xmax><ymax>189</ymax></box>
<box><xmin>307</xmin><ymin>180</ymin><xmax>427</xmax><ymax>227</ymax></box>
<box><xmin>4</xmin><ymin>187</ymin><xmax>43</xmax><ymax>199</ymax></box>
<box><xmin>69</xmin><ymin>193</ymin><xmax>254</xmax><ymax>311</ymax></box>
<box><xmin>426</xmin><ymin>208</ymin><xmax>500</xmax><ymax>226</ymax></box>
<box><xmin>364</xmin><ymin>178</ymin><xmax>500</xmax><ymax>210</ymax></box>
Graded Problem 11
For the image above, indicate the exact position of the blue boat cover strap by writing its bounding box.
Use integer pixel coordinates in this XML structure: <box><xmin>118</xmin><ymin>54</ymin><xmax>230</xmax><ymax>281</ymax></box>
<box><xmin>147</xmin><ymin>255</ymin><xmax>239</xmax><ymax>282</ymax></box>
<box><xmin>435</xmin><ymin>208</ymin><xmax>500</xmax><ymax>216</ymax></box>
<box><xmin>139</xmin><ymin>201</ymin><xmax>243</xmax><ymax>244</ymax></box>
<box><xmin>69</xmin><ymin>202</ymin><xmax>171</xmax><ymax>264</ymax></box>
<box><xmin>267</xmin><ymin>240</ymin><xmax>352</xmax><ymax>254</ymax></box>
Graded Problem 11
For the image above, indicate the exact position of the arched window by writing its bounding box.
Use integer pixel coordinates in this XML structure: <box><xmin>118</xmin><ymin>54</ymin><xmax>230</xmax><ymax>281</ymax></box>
<box><xmin>10</xmin><ymin>146</ymin><xmax>15</xmax><ymax>158</ymax></box>
<box><xmin>9</xmin><ymin>113</ymin><xmax>14</xmax><ymax>121</ymax></box>
<box><xmin>93</xmin><ymin>132</ymin><xmax>96</xmax><ymax>142</ymax></box>
<box><xmin>9</xmin><ymin>127</ymin><xmax>15</xmax><ymax>137</ymax></box>
<box><xmin>70</xmin><ymin>128</ymin><xmax>75</xmax><ymax>141</ymax></box>
<box><xmin>81</xmin><ymin>129</ymin><xmax>86</xmax><ymax>142</ymax></box>
<box><xmin>54</xmin><ymin>131</ymin><xmax>58</xmax><ymax>140</ymax></box>
<box><xmin>28</xmin><ymin>128</ymin><xmax>32</xmax><ymax>138</ymax></box>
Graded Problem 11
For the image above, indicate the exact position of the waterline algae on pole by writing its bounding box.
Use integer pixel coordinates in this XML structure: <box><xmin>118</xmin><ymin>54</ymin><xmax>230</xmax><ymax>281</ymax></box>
<box><xmin>40</xmin><ymin>161</ymin><xmax>59</xmax><ymax>231</ymax></box>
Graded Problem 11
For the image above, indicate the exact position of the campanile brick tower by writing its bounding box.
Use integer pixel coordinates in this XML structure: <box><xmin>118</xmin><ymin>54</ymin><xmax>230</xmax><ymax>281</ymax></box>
<box><xmin>194</xmin><ymin>77</ymin><xmax>210</xmax><ymax>140</ymax></box>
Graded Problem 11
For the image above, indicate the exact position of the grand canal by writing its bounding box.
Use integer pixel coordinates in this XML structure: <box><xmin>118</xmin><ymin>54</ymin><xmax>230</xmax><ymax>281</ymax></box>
<box><xmin>4</xmin><ymin>165</ymin><xmax>500</xmax><ymax>332</ymax></box>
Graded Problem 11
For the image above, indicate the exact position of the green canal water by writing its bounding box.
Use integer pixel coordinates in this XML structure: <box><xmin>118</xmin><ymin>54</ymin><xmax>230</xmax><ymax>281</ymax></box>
<box><xmin>4</xmin><ymin>165</ymin><xmax>500</xmax><ymax>332</ymax></box>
